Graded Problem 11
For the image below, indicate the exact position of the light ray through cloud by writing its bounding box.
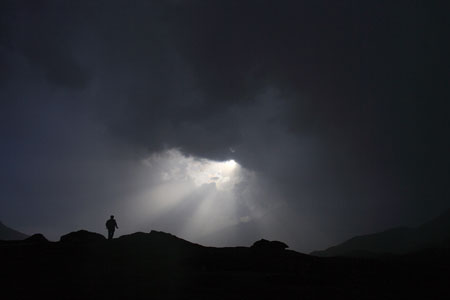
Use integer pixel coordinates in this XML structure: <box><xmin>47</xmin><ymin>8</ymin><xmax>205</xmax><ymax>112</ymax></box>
<box><xmin>128</xmin><ymin>149</ymin><xmax>270</xmax><ymax>245</ymax></box>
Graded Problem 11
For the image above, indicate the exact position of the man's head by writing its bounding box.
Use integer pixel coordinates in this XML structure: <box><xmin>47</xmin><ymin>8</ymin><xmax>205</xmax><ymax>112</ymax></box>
<box><xmin>110</xmin><ymin>215</ymin><xmax>114</xmax><ymax>219</ymax></box>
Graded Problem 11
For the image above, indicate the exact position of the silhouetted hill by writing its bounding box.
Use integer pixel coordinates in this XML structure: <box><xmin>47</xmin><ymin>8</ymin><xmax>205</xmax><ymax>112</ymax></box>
<box><xmin>25</xmin><ymin>233</ymin><xmax>49</xmax><ymax>243</ymax></box>
<box><xmin>0</xmin><ymin>221</ymin><xmax>28</xmax><ymax>240</ymax></box>
<box><xmin>118</xmin><ymin>230</ymin><xmax>202</xmax><ymax>249</ymax></box>
<box><xmin>60</xmin><ymin>229</ymin><xmax>106</xmax><ymax>243</ymax></box>
<box><xmin>311</xmin><ymin>208</ymin><xmax>450</xmax><ymax>257</ymax></box>
<box><xmin>1</xmin><ymin>229</ymin><xmax>449</xmax><ymax>299</ymax></box>
<box><xmin>251</xmin><ymin>239</ymin><xmax>289</xmax><ymax>251</ymax></box>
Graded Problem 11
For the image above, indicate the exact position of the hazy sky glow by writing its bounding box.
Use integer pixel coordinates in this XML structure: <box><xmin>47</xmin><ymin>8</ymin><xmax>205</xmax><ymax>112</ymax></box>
<box><xmin>1</xmin><ymin>1</ymin><xmax>449</xmax><ymax>252</ymax></box>
<box><xmin>135</xmin><ymin>150</ymin><xmax>252</xmax><ymax>239</ymax></box>
<box><xmin>111</xmin><ymin>149</ymin><xmax>293</xmax><ymax>247</ymax></box>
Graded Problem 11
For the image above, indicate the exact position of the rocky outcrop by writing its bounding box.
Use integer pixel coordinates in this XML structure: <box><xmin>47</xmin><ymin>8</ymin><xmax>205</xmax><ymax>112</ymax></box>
<box><xmin>25</xmin><ymin>233</ymin><xmax>49</xmax><ymax>243</ymax></box>
<box><xmin>60</xmin><ymin>230</ymin><xmax>106</xmax><ymax>243</ymax></box>
<box><xmin>251</xmin><ymin>239</ymin><xmax>289</xmax><ymax>251</ymax></box>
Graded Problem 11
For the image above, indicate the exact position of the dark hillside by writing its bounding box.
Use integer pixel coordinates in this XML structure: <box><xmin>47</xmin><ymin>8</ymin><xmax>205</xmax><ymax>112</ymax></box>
<box><xmin>0</xmin><ymin>221</ymin><xmax>28</xmax><ymax>240</ymax></box>
<box><xmin>1</xmin><ymin>229</ymin><xmax>450</xmax><ymax>299</ymax></box>
<box><xmin>311</xmin><ymin>209</ymin><xmax>450</xmax><ymax>257</ymax></box>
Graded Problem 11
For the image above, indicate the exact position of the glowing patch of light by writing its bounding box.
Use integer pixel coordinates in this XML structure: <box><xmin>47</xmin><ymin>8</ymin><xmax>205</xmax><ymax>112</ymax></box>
<box><xmin>142</xmin><ymin>150</ymin><xmax>242</xmax><ymax>191</ymax></box>
<box><xmin>133</xmin><ymin>149</ymin><xmax>265</xmax><ymax>244</ymax></box>
<box><xmin>187</xmin><ymin>158</ymin><xmax>239</xmax><ymax>190</ymax></box>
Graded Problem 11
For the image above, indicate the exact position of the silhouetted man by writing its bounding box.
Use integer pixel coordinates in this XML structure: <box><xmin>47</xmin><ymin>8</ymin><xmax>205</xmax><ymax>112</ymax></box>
<box><xmin>106</xmin><ymin>215</ymin><xmax>118</xmax><ymax>240</ymax></box>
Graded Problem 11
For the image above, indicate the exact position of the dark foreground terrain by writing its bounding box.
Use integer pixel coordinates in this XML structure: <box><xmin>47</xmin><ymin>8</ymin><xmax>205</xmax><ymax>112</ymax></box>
<box><xmin>2</xmin><ymin>230</ymin><xmax>450</xmax><ymax>300</ymax></box>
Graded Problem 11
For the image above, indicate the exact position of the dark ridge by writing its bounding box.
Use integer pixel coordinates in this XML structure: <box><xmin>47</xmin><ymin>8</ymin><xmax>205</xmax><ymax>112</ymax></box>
<box><xmin>25</xmin><ymin>233</ymin><xmax>49</xmax><ymax>243</ymax></box>
<box><xmin>1</xmin><ymin>228</ymin><xmax>449</xmax><ymax>299</ymax></box>
<box><xmin>0</xmin><ymin>221</ymin><xmax>29</xmax><ymax>240</ymax></box>
<box><xmin>59</xmin><ymin>229</ymin><xmax>106</xmax><ymax>243</ymax></box>
<box><xmin>251</xmin><ymin>239</ymin><xmax>289</xmax><ymax>251</ymax></box>
<box><xmin>116</xmin><ymin>230</ymin><xmax>202</xmax><ymax>248</ymax></box>
<box><xmin>311</xmin><ymin>208</ymin><xmax>450</xmax><ymax>257</ymax></box>
<box><xmin>147</xmin><ymin>230</ymin><xmax>203</xmax><ymax>248</ymax></box>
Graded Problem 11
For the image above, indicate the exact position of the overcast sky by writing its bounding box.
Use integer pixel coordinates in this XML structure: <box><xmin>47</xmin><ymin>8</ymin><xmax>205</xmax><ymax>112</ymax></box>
<box><xmin>1</xmin><ymin>0</ymin><xmax>449</xmax><ymax>252</ymax></box>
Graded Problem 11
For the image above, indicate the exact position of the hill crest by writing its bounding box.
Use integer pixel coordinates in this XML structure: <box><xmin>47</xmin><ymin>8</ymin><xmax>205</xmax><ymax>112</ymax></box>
<box><xmin>311</xmin><ymin>208</ymin><xmax>450</xmax><ymax>257</ymax></box>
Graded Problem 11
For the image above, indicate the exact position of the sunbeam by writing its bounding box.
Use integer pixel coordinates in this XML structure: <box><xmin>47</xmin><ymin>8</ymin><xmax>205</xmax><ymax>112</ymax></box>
<box><xmin>129</xmin><ymin>149</ymin><xmax>268</xmax><ymax>244</ymax></box>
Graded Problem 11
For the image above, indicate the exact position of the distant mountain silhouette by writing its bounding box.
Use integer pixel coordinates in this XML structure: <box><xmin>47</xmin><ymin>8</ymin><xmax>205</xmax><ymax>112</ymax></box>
<box><xmin>0</xmin><ymin>221</ymin><xmax>28</xmax><ymax>240</ymax></box>
<box><xmin>311</xmin><ymin>208</ymin><xmax>450</xmax><ymax>257</ymax></box>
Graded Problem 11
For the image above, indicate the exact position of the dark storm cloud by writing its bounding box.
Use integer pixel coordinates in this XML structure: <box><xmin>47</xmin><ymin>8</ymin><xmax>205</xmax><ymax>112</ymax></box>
<box><xmin>170</xmin><ymin>1</ymin><xmax>450</xmax><ymax>216</ymax></box>
<box><xmin>1</xmin><ymin>0</ymin><xmax>449</xmax><ymax>249</ymax></box>
<box><xmin>1</xmin><ymin>1</ymin><xmax>90</xmax><ymax>89</ymax></box>
<box><xmin>86</xmin><ymin>0</ymin><xmax>450</xmax><ymax>218</ymax></box>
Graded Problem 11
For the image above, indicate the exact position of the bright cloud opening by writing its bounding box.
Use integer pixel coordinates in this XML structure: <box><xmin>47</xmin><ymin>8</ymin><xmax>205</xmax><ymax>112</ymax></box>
<box><xmin>143</xmin><ymin>150</ymin><xmax>242</xmax><ymax>191</ymax></box>
<box><xmin>128</xmin><ymin>150</ymin><xmax>264</xmax><ymax>243</ymax></box>
<box><xmin>186</xmin><ymin>158</ymin><xmax>239</xmax><ymax>190</ymax></box>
